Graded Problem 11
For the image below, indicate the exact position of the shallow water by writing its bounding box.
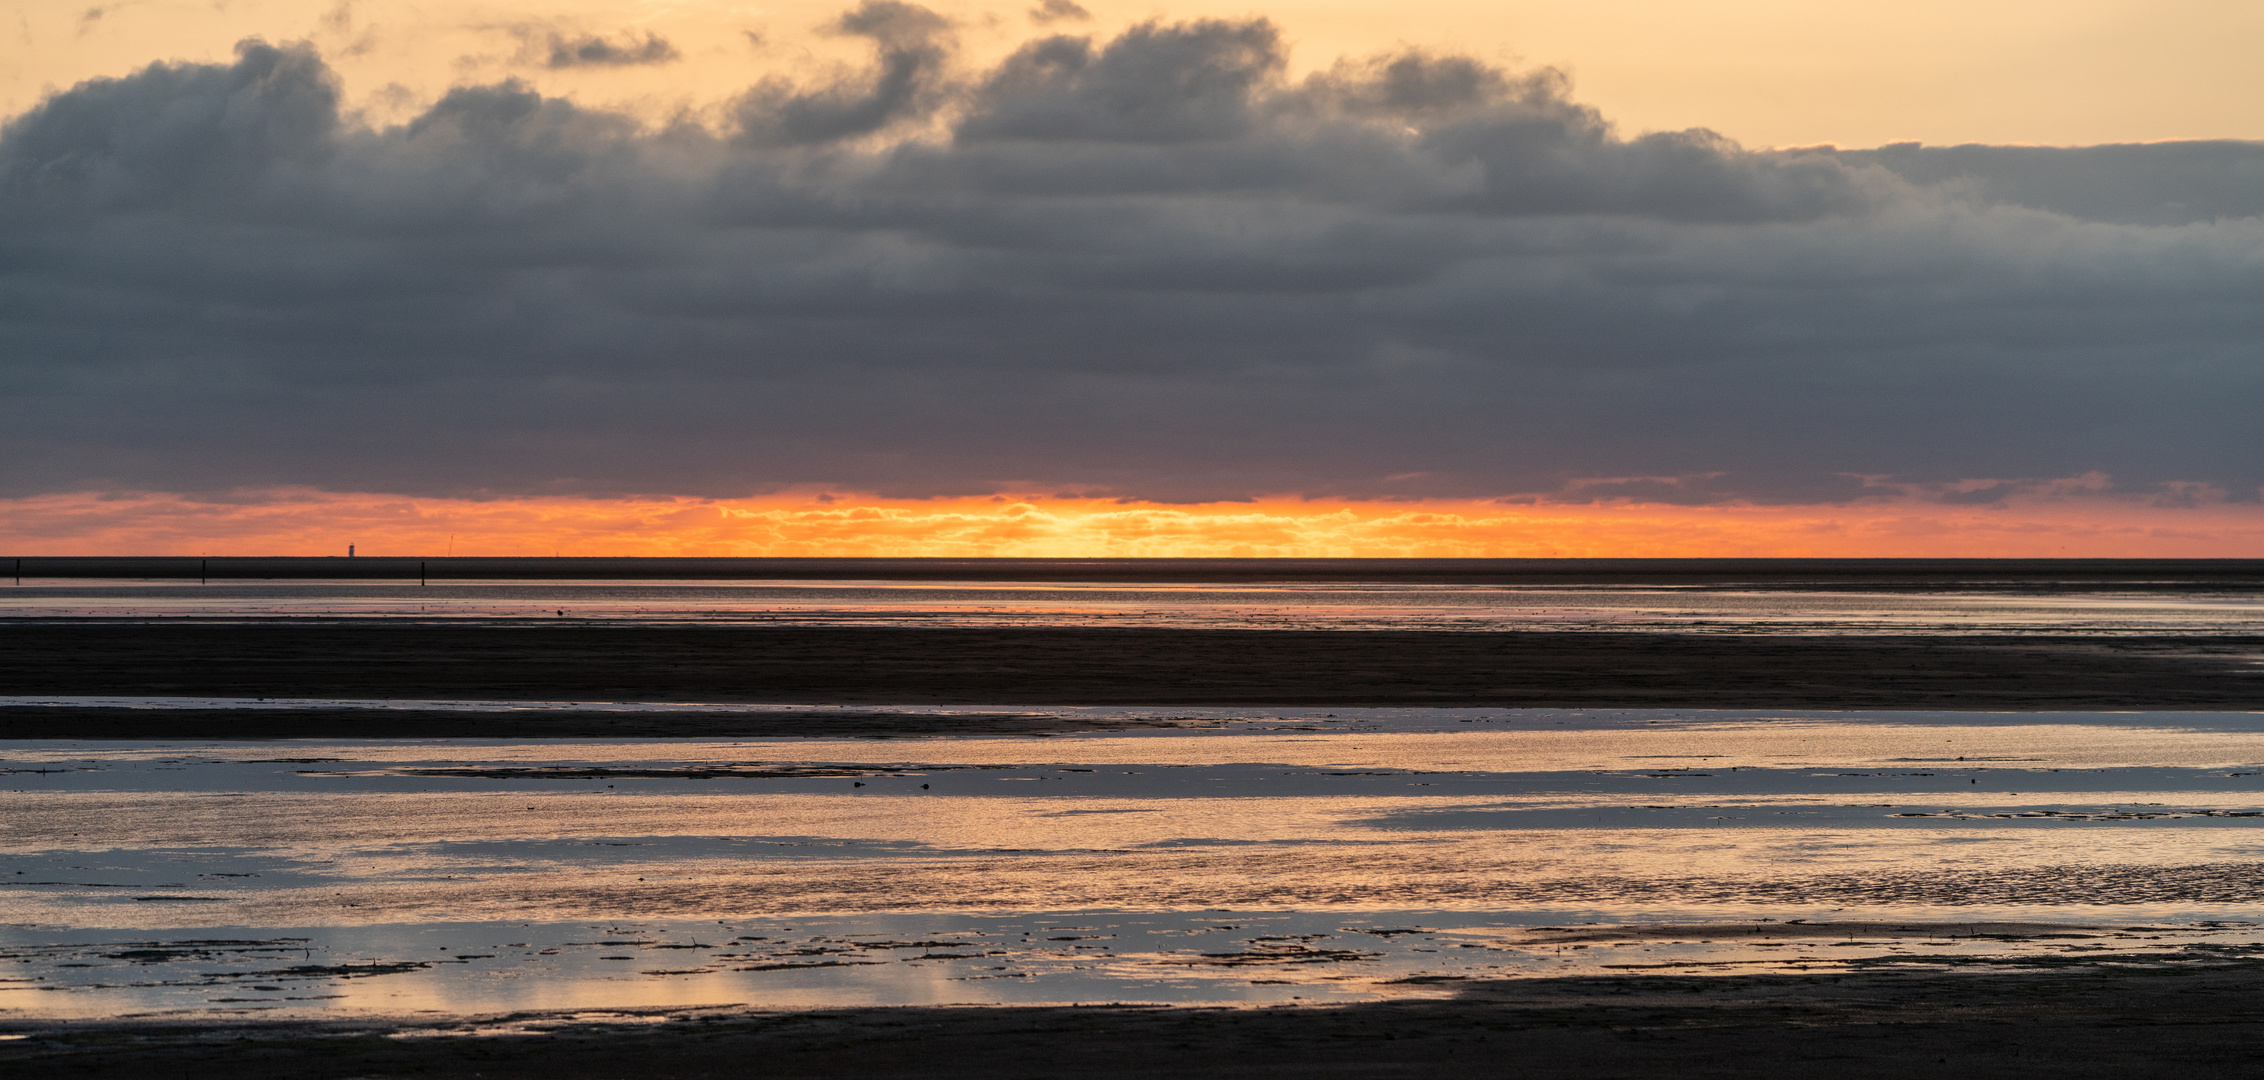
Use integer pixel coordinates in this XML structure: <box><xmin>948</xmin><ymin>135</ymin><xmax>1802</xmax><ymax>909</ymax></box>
<box><xmin>6</xmin><ymin>579</ymin><xmax>2262</xmax><ymax>633</ymax></box>
<box><xmin>17</xmin><ymin>912</ymin><xmax>2264</xmax><ymax>1023</ymax></box>
<box><xmin>6</xmin><ymin>707</ymin><xmax>2264</xmax><ymax>1019</ymax></box>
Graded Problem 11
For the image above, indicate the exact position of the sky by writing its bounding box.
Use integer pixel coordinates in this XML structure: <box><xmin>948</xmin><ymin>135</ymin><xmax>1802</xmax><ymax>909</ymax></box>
<box><xmin>3</xmin><ymin>0</ymin><xmax>2261</xmax><ymax>556</ymax></box>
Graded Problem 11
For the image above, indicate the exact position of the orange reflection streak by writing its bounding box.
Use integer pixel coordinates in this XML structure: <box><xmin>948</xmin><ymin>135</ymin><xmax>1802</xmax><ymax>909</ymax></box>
<box><xmin>3</xmin><ymin>488</ymin><xmax>2262</xmax><ymax>557</ymax></box>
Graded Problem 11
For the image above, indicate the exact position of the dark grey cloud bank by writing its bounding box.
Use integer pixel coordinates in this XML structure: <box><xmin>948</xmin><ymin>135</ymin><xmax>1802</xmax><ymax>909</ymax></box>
<box><xmin>4</xmin><ymin>5</ymin><xmax>2261</xmax><ymax>504</ymax></box>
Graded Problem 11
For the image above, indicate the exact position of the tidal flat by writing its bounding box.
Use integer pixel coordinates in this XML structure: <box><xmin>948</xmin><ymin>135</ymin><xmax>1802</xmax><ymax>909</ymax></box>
<box><xmin>4</xmin><ymin>565</ymin><xmax>2264</xmax><ymax>1075</ymax></box>
<box><xmin>11</xmin><ymin>710</ymin><xmax>2264</xmax><ymax>1014</ymax></box>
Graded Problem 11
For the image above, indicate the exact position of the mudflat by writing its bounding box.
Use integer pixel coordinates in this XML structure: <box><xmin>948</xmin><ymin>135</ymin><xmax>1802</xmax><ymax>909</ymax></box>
<box><xmin>8</xmin><ymin>609</ymin><xmax>2263</xmax><ymax>1075</ymax></box>
<box><xmin>2</xmin><ymin>625</ymin><xmax>2259</xmax><ymax>731</ymax></box>
<box><xmin>10</xmin><ymin>964</ymin><xmax>2264</xmax><ymax>1079</ymax></box>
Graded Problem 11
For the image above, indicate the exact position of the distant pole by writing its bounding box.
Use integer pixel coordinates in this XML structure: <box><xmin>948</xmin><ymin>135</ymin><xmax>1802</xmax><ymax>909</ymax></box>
<box><xmin>201</xmin><ymin>559</ymin><xmax>207</xmax><ymax>585</ymax></box>
<box><xmin>421</xmin><ymin>561</ymin><xmax>427</xmax><ymax>587</ymax></box>
<box><xmin>349</xmin><ymin>544</ymin><xmax>355</xmax><ymax>558</ymax></box>
<box><xmin>13</xmin><ymin>559</ymin><xmax>18</xmax><ymax>586</ymax></box>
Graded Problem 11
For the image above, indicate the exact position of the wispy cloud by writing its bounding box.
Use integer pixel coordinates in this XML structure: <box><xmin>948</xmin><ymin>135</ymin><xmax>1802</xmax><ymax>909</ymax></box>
<box><xmin>1028</xmin><ymin>0</ymin><xmax>1091</xmax><ymax>24</ymax></box>
<box><xmin>514</xmin><ymin>26</ymin><xmax>681</xmax><ymax>69</ymax></box>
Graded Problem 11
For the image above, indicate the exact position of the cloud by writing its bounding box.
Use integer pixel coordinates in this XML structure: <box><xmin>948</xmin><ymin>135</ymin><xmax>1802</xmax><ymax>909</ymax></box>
<box><xmin>519</xmin><ymin>27</ymin><xmax>681</xmax><ymax>69</ymax></box>
<box><xmin>1028</xmin><ymin>0</ymin><xmax>1091</xmax><ymax>24</ymax></box>
<box><xmin>1</xmin><ymin>15</ymin><xmax>2261</xmax><ymax>507</ymax></box>
<box><xmin>731</xmin><ymin>0</ymin><xmax>953</xmax><ymax>145</ymax></box>
<box><xmin>959</xmin><ymin>19</ymin><xmax>1284</xmax><ymax>144</ymax></box>
<box><xmin>1816</xmin><ymin>141</ymin><xmax>2264</xmax><ymax>226</ymax></box>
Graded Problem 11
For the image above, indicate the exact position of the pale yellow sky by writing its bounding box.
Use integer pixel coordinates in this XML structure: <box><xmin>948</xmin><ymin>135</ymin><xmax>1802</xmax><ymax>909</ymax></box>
<box><xmin>5</xmin><ymin>0</ymin><xmax>2260</xmax><ymax>148</ymax></box>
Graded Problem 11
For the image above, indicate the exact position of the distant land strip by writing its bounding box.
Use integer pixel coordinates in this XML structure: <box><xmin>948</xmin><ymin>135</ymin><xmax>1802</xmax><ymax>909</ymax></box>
<box><xmin>0</xmin><ymin>628</ymin><xmax>2256</xmax><ymax>737</ymax></box>
<box><xmin>7</xmin><ymin>556</ymin><xmax>2264</xmax><ymax>589</ymax></box>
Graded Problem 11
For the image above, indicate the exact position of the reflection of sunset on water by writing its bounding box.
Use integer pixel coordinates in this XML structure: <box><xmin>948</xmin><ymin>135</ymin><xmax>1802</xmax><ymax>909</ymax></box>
<box><xmin>8</xmin><ymin>581</ymin><xmax>2260</xmax><ymax>634</ymax></box>
<box><xmin>12</xmin><ymin>710</ymin><xmax>2264</xmax><ymax>1017</ymax></box>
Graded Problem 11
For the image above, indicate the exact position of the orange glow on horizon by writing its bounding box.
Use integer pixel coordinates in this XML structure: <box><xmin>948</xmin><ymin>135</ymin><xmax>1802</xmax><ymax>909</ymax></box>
<box><xmin>2</xmin><ymin>489</ymin><xmax>2260</xmax><ymax>559</ymax></box>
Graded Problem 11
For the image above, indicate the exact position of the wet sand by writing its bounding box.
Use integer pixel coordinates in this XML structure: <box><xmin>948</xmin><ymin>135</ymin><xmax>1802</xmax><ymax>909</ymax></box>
<box><xmin>11</xmin><ymin>960</ymin><xmax>2264</xmax><ymax>1078</ymax></box>
<box><xmin>3</xmin><ymin>627</ymin><xmax>2260</xmax><ymax>738</ymax></box>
